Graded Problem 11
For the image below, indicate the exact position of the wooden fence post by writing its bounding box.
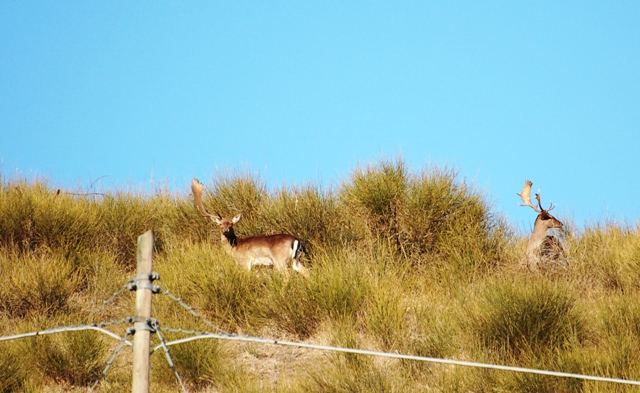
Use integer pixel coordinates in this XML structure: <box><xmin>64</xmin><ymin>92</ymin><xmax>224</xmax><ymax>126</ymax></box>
<box><xmin>132</xmin><ymin>230</ymin><xmax>154</xmax><ymax>393</ymax></box>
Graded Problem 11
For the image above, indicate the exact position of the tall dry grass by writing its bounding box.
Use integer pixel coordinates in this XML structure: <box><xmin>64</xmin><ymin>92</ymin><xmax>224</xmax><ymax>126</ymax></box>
<box><xmin>1</xmin><ymin>159</ymin><xmax>639</xmax><ymax>392</ymax></box>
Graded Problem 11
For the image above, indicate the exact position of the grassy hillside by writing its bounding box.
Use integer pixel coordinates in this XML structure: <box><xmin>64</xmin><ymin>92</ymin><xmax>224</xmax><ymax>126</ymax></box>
<box><xmin>1</xmin><ymin>158</ymin><xmax>639</xmax><ymax>392</ymax></box>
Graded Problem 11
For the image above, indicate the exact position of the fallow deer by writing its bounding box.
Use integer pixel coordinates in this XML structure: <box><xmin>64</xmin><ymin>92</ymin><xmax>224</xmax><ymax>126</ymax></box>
<box><xmin>518</xmin><ymin>180</ymin><xmax>566</xmax><ymax>271</ymax></box>
<box><xmin>191</xmin><ymin>178</ymin><xmax>308</xmax><ymax>275</ymax></box>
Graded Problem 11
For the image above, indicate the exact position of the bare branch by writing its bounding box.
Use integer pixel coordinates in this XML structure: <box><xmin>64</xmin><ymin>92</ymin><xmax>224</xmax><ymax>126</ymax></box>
<box><xmin>89</xmin><ymin>175</ymin><xmax>108</xmax><ymax>191</ymax></box>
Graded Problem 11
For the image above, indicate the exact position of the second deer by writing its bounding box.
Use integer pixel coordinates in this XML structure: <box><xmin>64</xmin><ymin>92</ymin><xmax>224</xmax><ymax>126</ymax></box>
<box><xmin>518</xmin><ymin>180</ymin><xmax>566</xmax><ymax>271</ymax></box>
<box><xmin>191</xmin><ymin>178</ymin><xmax>308</xmax><ymax>275</ymax></box>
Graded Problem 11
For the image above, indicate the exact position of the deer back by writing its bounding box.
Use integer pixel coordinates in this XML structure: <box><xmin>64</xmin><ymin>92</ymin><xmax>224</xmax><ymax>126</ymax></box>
<box><xmin>232</xmin><ymin>233</ymin><xmax>299</xmax><ymax>270</ymax></box>
<box><xmin>541</xmin><ymin>235</ymin><xmax>565</xmax><ymax>260</ymax></box>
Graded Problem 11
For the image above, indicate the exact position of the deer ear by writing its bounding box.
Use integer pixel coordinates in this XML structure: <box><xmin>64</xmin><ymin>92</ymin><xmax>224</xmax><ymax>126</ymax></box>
<box><xmin>232</xmin><ymin>213</ymin><xmax>242</xmax><ymax>224</ymax></box>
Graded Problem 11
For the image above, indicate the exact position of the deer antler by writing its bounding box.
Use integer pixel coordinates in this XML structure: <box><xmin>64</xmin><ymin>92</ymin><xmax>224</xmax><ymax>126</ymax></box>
<box><xmin>517</xmin><ymin>180</ymin><xmax>542</xmax><ymax>212</ymax></box>
<box><xmin>518</xmin><ymin>179</ymin><xmax>556</xmax><ymax>213</ymax></box>
<box><xmin>191</xmin><ymin>178</ymin><xmax>217</xmax><ymax>218</ymax></box>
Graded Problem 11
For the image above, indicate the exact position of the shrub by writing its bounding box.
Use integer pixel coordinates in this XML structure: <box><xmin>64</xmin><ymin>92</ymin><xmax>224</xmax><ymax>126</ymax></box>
<box><xmin>0</xmin><ymin>249</ymin><xmax>80</xmax><ymax>318</ymax></box>
<box><xmin>26</xmin><ymin>330</ymin><xmax>106</xmax><ymax>386</ymax></box>
<box><xmin>363</xmin><ymin>280</ymin><xmax>406</xmax><ymax>351</ymax></box>
<box><xmin>195</xmin><ymin>256</ymin><xmax>268</xmax><ymax>334</ymax></box>
<box><xmin>263</xmin><ymin>273</ymin><xmax>321</xmax><ymax>339</ymax></box>
<box><xmin>200</xmin><ymin>171</ymin><xmax>267</xmax><ymax>222</ymax></box>
<box><xmin>261</xmin><ymin>184</ymin><xmax>347</xmax><ymax>255</ymax></box>
<box><xmin>310</xmin><ymin>250</ymin><xmax>370</xmax><ymax>322</ymax></box>
<box><xmin>340</xmin><ymin>157</ymin><xmax>409</xmax><ymax>250</ymax></box>
<box><xmin>151</xmin><ymin>336</ymin><xmax>226</xmax><ymax>391</ymax></box>
<box><xmin>572</xmin><ymin>222</ymin><xmax>640</xmax><ymax>292</ymax></box>
<box><xmin>340</xmin><ymin>159</ymin><xmax>507</xmax><ymax>277</ymax></box>
<box><xmin>97</xmin><ymin>193</ymin><xmax>162</xmax><ymax>267</ymax></box>
<box><xmin>0</xmin><ymin>179</ymin><xmax>99</xmax><ymax>254</ymax></box>
<box><xmin>469</xmin><ymin>276</ymin><xmax>585</xmax><ymax>360</ymax></box>
<box><xmin>0</xmin><ymin>345</ymin><xmax>24</xmax><ymax>393</ymax></box>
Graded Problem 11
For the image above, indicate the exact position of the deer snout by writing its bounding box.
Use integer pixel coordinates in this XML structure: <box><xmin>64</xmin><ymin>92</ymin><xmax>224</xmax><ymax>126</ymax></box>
<box><xmin>547</xmin><ymin>217</ymin><xmax>563</xmax><ymax>229</ymax></box>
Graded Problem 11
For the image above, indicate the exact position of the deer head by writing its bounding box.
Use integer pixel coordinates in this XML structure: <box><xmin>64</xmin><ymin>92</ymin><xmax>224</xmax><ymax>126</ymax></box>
<box><xmin>191</xmin><ymin>178</ymin><xmax>241</xmax><ymax>241</ymax></box>
<box><xmin>518</xmin><ymin>179</ymin><xmax>563</xmax><ymax>230</ymax></box>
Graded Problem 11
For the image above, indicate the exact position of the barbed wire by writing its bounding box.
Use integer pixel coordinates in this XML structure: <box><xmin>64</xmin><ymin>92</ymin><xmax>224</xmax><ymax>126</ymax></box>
<box><xmin>3</xmin><ymin>276</ymin><xmax>640</xmax><ymax>389</ymax></box>
<box><xmin>89</xmin><ymin>327</ymin><xmax>135</xmax><ymax>392</ymax></box>
<box><xmin>81</xmin><ymin>282</ymin><xmax>131</xmax><ymax>324</ymax></box>
<box><xmin>153</xmin><ymin>320</ymin><xmax>188</xmax><ymax>393</ymax></box>
<box><xmin>159</xmin><ymin>288</ymin><xmax>229</xmax><ymax>335</ymax></box>
<box><xmin>153</xmin><ymin>330</ymin><xmax>640</xmax><ymax>387</ymax></box>
<box><xmin>0</xmin><ymin>320</ymin><xmax>134</xmax><ymax>346</ymax></box>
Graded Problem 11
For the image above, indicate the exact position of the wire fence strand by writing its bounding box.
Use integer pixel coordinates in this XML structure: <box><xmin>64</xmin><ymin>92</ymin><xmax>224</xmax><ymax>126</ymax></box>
<box><xmin>160</xmin><ymin>288</ymin><xmax>229</xmax><ymax>335</ymax></box>
<box><xmin>154</xmin><ymin>320</ymin><xmax>188</xmax><ymax>393</ymax></box>
<box><xmin>82</xmin><ymin>282</ymin><xmax>132</xmax><ymax>324</ymax></box>
<box><xmin>155</xmin><ymin>329</ymin><xmax>640</xmax><ymax>387</ymax></box>
<box><xmin>3</xmin><ymin>276</ymin><xmax>640</xmax><ymax>389</ymax></box>
<box><xmin>0</xmin><ymin>323</ymin><xmax>133</xmax><ymax>346</ymax></box>
<box><xmin>89</xmin><ymin>327</ymin><xmax>135</xmax><ymax>392</ymax></box>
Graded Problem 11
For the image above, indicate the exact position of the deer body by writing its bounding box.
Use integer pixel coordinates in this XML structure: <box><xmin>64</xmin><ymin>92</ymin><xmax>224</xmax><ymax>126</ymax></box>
<box><xmin>230</xmin><ymin>234</ymin><xmax>299</xmax><ymax>270</ymax></box>
<box><xmin>191</xmin><ymin>178</ymin><xmax>307</xmax><ymax>275</ymax></box>
<box><xmin>213</xmin><ymin>213</ymin><xmax>305</xmax><ymax>273</ymax></box>
<box><xmin>525</xmin><ymin>212</ymin><xmax>564</xmax><ymax>270</ymax></box>
<box><xmin>518</xmin><ymin>180</ymin><xmax>566</xmax><ymax>271</ymax></box>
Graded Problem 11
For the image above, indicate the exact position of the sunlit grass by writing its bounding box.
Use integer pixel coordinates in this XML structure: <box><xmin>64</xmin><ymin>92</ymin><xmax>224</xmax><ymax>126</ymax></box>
<box><xmin>1</xmin><ymin>158</ymin><xmax>639</xmax><ymax>392</ymax></box>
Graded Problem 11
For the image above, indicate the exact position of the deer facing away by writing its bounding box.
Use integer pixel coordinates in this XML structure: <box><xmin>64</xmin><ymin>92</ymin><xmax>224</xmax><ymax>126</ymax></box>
<box><xmin>518</xmin><ymin>180</ymin><xmax>566</xmax><ymax>271</ymax></box>
<box><xmin>191</xmin><ymin>178</ymin><xmax>308</xmax><ymax>275</ymax></box>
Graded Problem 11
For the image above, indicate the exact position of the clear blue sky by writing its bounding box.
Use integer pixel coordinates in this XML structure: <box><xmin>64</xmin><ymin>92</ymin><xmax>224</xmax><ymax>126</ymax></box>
<box><xmin>1</xmin><ymin>2</ymin><xmax>639</xmax><ymax>231</ymax></box>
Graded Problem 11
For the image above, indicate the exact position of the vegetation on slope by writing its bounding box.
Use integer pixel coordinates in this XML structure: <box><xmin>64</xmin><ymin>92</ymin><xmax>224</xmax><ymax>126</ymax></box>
<box><xmin>1</xmin><ymin>157</ymin><xmax>639</xmax><ymax>392</ymax></box>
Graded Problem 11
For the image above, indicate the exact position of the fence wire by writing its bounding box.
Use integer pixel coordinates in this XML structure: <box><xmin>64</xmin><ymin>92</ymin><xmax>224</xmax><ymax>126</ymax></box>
<box><xmin>154</xmin><ymin>320</ymin><xmax>188</xmax><ymax>393</ymax></box>
<box><xmin>2</xmin><ymin>276</ymin><xmax>640</xmax><ymax>389</ymax></box>
<box><xmin>155</xmin><ymin>329</ymin><xmax>640</xmax><ymax>387</ymax></box>
<box><xmin>160</xmin><ymin>287</ymin><xmax>229</xmax><ymax>335</ymax></box>
<box><xmin>81</xmin><ymin>282</ymin><xmax>131</xmax><ymax>325</ymax></box>
<box><xmin>0</xmin><ymin>321</ymin><xmax>134</xmax><ymax>346</ymax></box>
<box><xmin>89</xmin><ymin>327</ymin><xmax>135</xmax><ymax>392</ymax></box>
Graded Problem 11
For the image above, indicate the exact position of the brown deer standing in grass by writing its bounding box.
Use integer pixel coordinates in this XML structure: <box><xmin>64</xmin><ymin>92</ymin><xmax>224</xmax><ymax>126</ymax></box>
<box><xmin>191</xmin><ymin>178</ymin><xmax>308</xmax><ymax>275</ymax></box>
<box><xmin>518</xmin><ymin>180</ymin><xmax>566</xmax><ymax>271</ymax></box>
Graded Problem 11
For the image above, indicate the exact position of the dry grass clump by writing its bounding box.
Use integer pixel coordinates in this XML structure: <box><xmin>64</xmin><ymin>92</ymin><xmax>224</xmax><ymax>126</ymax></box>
<box><xmin>0</xmin><ymin>248</ymin><xmax>81</xmax><ymax>318</ymax></box>
<box><xmin>341</xmin><ymin>158</ymin><xmax>509</xmax><ymax>280</ymax></box>
<box><xmin>0</xmin><ymin>345</ymin><xmax>24</xmax><ymax>393</ymax></box>
<box><xmin>469</xmin><ymin>276</ymin><xmax>585</xmax><ymax>360</ymax></box>
<box><xmin>0</xmin><ymin>179</ymin><xmax>99</xmax><ymax>254</ymax></box>
<box><xmin>568</xmin><ymin>221</ymin><xmax>640</xmax><ymax>292</ymax></box>
<box><xmin>25</xmin><ymin>329</ymin><xmax>107</xmax><ymax>386</ymax></box>
<box><xmin>1</xmin><ymin>158</ymin><xmax>639</xmax><ymax>391</ymax></box>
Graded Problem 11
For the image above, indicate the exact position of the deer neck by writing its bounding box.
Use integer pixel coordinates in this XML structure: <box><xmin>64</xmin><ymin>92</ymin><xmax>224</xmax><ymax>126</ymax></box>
<box><xmin>220</xmin><ymin>229</ymin><xmax>238</xmax><ymax>251</ymax></box>
<box><xmin>527</xmin><ymin>217</ymin><xmax>550</xmax><ymax>252</ymax></box>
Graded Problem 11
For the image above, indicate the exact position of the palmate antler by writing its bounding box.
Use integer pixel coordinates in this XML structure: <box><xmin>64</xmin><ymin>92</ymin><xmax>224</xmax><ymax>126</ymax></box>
<box><xmin>191</xmin><ymin>178</ymin><xmax>218</xmax><ymax>219</ymax></box>
<box><xmin>517</xmin><ymin>179</ymin><xmax>555</xmax><ymax>213</ymax></box>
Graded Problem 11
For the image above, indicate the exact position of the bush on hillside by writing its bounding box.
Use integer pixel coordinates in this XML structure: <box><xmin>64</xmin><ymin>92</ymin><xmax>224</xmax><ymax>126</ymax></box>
<box><xmin>341</xmin><ymin>158</ymin><xmax>508</xmax><ymax>274</ymax></box>
<box><xmin>469</xmin><ymin>276</ymin><xmax>585</xmax><ymax>360</ymax></box>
